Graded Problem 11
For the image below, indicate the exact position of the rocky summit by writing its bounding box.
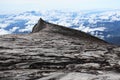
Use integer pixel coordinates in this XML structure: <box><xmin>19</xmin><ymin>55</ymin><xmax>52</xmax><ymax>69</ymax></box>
<box><xmin>0</xmin><ymin>18</ymin><xmax>120</xmax><ymax>80</ymax></box>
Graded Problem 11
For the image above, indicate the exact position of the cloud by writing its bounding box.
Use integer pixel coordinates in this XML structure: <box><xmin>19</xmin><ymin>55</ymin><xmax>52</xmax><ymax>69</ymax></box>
<box><xmin>0</xmin><ymin>23</ymin><xmax>9</xmax><ymax>28</ymax></box>
<box><xmin>0</xmin><ymin>29</ymin><xmax>10</xmax><ymax>35</ymax></box>
<box><xmin>19</xmin><ymin>25</ymin><xmax>34</xmax><ymax>32</ymax></box>
<box><xmin>9</xmin><ymin>27</ymin><xmax>19</xmax><ymax>32</ymax></box>
<box><xmin>75</xmin><ymin>24</ymin><xmax>106</xmax><ymax>33</ymax></box>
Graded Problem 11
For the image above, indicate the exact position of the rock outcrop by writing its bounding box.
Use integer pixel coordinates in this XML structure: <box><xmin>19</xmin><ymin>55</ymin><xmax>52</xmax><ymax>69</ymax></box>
<box><xmin>0</xmin><ymin>18</ymin><xmax>120</xmax><ymax>80</ymax></box>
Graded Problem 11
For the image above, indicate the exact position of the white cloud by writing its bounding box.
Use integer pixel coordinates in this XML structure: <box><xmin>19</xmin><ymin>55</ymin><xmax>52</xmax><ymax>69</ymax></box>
<box><xmin>25</xmin><ymin>16</ymin><xmax>40</xmax><ymax>25</ymax></box>
<box><xmin>76</xmin><ymin>24</ymin><xmax>106</xmax><ymax>33</ymax></box>
<box><xmin>0</xmin><ymin>23</ymin><xmax>9</xmax><ymax>28</ymax></box>
<box><xmin>0</xmin><ymin>29</ymin><xmax>10</xmax><ymax>35</ymax></box>
<box><xmin>9</xmin><ymin>27</ymin><xmax>19</xmax><ymax>32</ymax></box>
<box><xmin>19</xmin><ymin>25</ymin><xmax>34</xmax><ymax>32</ymax></box>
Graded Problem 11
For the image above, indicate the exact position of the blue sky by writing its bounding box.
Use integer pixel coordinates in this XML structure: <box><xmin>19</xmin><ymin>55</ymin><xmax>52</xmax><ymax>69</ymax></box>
<box><xmin>0</xmin><ymin>0</ymin><xmax>120</xmax><ymax>13</ymax></box>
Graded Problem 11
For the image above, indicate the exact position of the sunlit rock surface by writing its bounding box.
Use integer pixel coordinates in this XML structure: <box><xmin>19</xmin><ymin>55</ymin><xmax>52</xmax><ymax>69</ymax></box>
<box><xmin>0</xmin><ymin>18</ymin><xmax>120</xmax><ymax>80</ymax></box>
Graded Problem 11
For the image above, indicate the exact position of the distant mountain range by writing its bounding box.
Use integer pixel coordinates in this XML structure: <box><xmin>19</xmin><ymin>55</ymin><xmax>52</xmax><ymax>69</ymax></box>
<box><xmin>0</xmin><ymin>9</ymin><xmax>120</xmax><ymax>45</ymax></box>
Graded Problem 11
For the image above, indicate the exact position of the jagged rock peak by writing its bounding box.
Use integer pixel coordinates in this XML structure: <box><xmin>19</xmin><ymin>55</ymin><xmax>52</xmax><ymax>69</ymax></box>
<box><xmin>32</xmin><ymin>18</ymin><xmax>46</xmax><ymax>33</ymax></box>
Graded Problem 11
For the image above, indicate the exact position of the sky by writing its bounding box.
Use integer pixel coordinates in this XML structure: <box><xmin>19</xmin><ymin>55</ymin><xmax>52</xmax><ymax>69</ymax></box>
<box><xmin>0</xmin><ymin>0</ymin><xmax>120</xmax><ymax>13</ymax></box>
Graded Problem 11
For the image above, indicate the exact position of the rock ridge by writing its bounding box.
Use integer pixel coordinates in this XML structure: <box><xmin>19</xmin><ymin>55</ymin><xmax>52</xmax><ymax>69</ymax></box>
<box><xmin>32</xmin><ymin>18</ymin><xmax>107</xmax><ymax>44</ymax></box>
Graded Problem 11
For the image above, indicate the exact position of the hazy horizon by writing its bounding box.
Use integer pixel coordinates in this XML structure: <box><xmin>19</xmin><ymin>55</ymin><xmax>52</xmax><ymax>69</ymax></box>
<box><xmin>0</xmin><ymin>0</ymin><xmax>120</xmax><ymax>14</ymax></box>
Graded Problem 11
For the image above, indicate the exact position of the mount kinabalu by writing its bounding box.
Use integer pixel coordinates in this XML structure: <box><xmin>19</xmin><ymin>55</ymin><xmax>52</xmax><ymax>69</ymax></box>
<box><xmin>0</xmin><ymin>18</ymin><xmax>120</xmax><ymax>80</ymax></box>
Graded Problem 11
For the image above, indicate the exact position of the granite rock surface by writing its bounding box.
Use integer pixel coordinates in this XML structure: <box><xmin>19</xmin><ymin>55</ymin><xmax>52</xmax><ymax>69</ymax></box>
<box><xmin>0</xmin><ymin>18</ymin><xmax>120</xmax><ymax>80</ymax></box>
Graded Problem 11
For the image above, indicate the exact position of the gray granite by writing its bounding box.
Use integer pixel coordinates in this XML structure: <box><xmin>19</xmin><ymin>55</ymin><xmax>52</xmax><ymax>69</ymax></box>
<box><xmin>0</xmin><ymin>18</ymin><xmax>120</xmax><ymax>80</ymax></box>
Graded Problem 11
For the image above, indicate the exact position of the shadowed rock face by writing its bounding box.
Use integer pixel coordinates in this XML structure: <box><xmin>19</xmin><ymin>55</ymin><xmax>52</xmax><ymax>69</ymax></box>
<box><xmin>32</xmin><ymin>18</ymin><xmax>45</xmax><ymax>33</ymax></box>
<box><xmin>0</xmin><ymin>18</ymin><xmax>120</xmax><ymax>80</ymax></box>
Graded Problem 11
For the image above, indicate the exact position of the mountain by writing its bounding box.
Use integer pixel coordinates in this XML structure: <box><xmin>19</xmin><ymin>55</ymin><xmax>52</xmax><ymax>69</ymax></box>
<box><xmin>0</xmin><ymin>9</ymin><xmax>120</xmax><ymax>45</ymax></box>
<box><xmin>0</xmin><ymin>18</ymin><xmax>120</xmax><ymax>80</ymax></box>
